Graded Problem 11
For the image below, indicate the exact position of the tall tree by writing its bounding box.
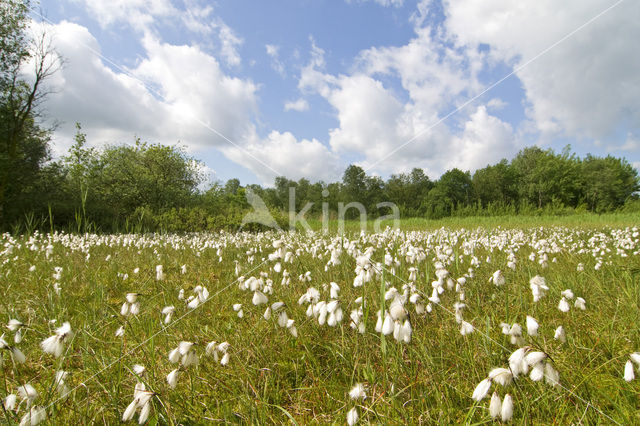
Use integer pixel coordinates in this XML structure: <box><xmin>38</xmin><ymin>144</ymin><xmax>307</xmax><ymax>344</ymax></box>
<box><xmin>0</xmin><ymin>0</ymin><xmax>59</xmax><ymax>223</ymax></box>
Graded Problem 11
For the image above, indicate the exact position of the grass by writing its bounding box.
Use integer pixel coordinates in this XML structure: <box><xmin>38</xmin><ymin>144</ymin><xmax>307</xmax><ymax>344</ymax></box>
<box><xmin>0</xmin><ymin>222</ymin><xmax>639</xmax><ymax>424</ymax></box>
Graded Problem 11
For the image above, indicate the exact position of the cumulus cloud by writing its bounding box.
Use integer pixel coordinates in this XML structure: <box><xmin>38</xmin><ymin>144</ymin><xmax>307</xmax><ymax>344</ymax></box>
<box><xmin>221</xmin><ymin>131</ymin><xmax>341</xmax><ymax>183</ymax></box>
<box><xmin>443</xmin><ymin>0</ymin><xmax>640</xmax><ymax>142</ymax></box>
<box><xmin>40</xmin><ymin>21</ymin><xmax>257</xmax><ymax>157</ymax></box>
<box><xmin>265</xmin><ymin>44</ymin><xmax>286</xmax><ymax>77</ymax></box>
<box><xmin>284</xmin><ymin>98</ymin><xmax>309</xmax><ymax>112</ymax></box>
<box><xmin>297</xmin><ymin>26</ymin><xmax>498</xmax><ymax>177</ymax></box>
<box><xmin>73</xmin><ymin>0</ymin><xmax>243</xmax><ymax>67</ymax></box>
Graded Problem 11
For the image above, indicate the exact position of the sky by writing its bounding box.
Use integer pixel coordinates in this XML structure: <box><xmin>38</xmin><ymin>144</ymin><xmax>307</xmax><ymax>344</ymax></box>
<box><xmin>30</xmin><ymin>0</ymin><xmax>640</xmax><ymax>186</ymax></box>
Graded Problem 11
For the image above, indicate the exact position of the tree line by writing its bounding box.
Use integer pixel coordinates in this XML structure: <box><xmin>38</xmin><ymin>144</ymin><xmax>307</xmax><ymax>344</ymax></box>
<box><xmin>2</xmin><ymin>0</ymin><xmax>638</xmax><ymax>233</ymax></box>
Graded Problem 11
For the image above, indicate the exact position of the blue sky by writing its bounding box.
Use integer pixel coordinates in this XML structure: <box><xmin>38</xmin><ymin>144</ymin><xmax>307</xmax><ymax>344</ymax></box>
<box><xmin>33</xmin><ymin>0</ymin><xmax>640</xmax><ymax>185</ymax></box>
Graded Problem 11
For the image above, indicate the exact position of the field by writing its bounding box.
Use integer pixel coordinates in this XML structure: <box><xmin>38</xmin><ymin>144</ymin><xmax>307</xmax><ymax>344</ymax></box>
<box><xmin>1</xmin><ymin>217</ymin><xmax>640</xmax><ymax>424</ymax></box>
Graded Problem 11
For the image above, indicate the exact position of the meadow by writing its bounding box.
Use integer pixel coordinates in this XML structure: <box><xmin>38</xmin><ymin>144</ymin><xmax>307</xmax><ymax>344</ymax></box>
<box><xmin>1</xmin><ymin>216</ymin><xmax>640</xmax><ymax>424</ymax></box>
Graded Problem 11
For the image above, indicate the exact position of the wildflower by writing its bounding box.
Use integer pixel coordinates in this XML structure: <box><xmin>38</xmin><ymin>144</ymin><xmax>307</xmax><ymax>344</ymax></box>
<box><xmin>156</xmin><ymin>265</ymin><xmax>164</xmax><ymax>281</ymax></box>
<box><xmin>253</xmin><ymin>290</ymin><xmax>268</xmax><ymax>305</ymax></box>
<box><xmin>501</xmin><ymin>394</ymin><xmax>513</xmax><ymax>422</ymax></box>
<box><xmin>489</xmin><ymin>392</ymin><xmax>502</xmax><ymax>419</ymax></box>
<box><xmin>508</xmin><ymin>324</ymin><xmax>524</xmax><ymax>346</ymax></box>
<box><xmin>122</xmin><ymin>382</ymin><xmax>154</xmax><ymax>423</ymax></box>
<box><xmin>41</xmin><ymin>322</ymin><xmax>73</xmax><ymax>358</ymax></box>
<box><xmin>561</xmin><ymin>289</ymin><xmax>574</xmax><ymax>299</ymax></box>
<box><xmin>233</xmin><ymin>303</ymin><xmax>244</xmax><ymax>318</ymax></box>
<box><xmin>346</xmin><ymin>407</ymin><xmax>359</xmax><ymax>425</ymax></box>
<box><xmin>544</xmin><ymin>363</ymin><xmax>560</xmax><ymax>387</ymax></box>
<box><xmin>54</xmin><ymin>371</ymin><xmax>70</xmax><ymax>399</ymax></box>
<box><xmin>460</xmin><ymin>321</ymin><xmax>474</xmax><ymax>336</ymax></box>
<box><xmin>558</xmin><ymin>297</ymin><xmax>570</xmax><ymax>312</ymax></box>
<box><xmin>348</xmin><ymin>383</ymin><xmax>367</xmax><ymax>401</ymax></box>
<box><xmin>0</xmin><ymin>334</ymin><xmax>26</xmax><ymax>363</ymax></box>
<box><xmin>488</xmin><ymin>368</ymin><xmax>513</xmax><ymax>387</ymax></box>
<box><xmin>574</xmin><ymin>297</ymin><xmax>586</xmax><ymax>310</ymax></box>
<box><xmin>490</xmin><ymin>270</ymin><xmax>505</xmax><ymax>286</ymax></box>
<box><xmin>166</xmin><ymin>369</ymin><xmax>180</xmax><ymax>389</ymax></box>
<box><xmin>508</xmin><ymin>348</ymin><xmax>529</xmax><ymax>377</ymax></box>
<box><xmin>17</xmin><ymin>383</ymin><xmax>38</xmax><ymax>406</ymax></box>
<box><xmin>526</xmin><ymin>316</ymin><xmax>539</xmax><ymax>336</ymax></box>
<box><xmin>221</xmin><ymin>352</ymin><xmax>230</xmax><ymax>366</ymax></box>
<box><xmin>630</xmin><ymin>352</ymin><xmax>640</xmax><ymax>366</ymax></box>
<box><xmin>4</xmin><ymin>393</ymin><xmax>18</xmax><ymax>411</ymax></box>
<box><xmin>115</xmin><ymin>326</ymin><xmax>125</xmax><ymax>337</ymax></box>
<box><xmin>529</xmin><ymin>276</ymin><xmax>548</xmax><ymax>302</ymax></box>
<box><xmin>19</xmin><ymin>406</ymin><xmax>47</xmax><ymax>426</ymax></box>
<box><xmin>554</xmin><ymin>326</ymin><xmax>566</xmax><ymax>343</ymax></box>
<box><xmin>161</xmin><ymin>306</ymin><xmax>175</xmax><ymax>324</ymax></box>
<box><xmin>625</xmin><ymin>360</ymin><xmax>635</xmax><ymax>382</ymax></box>
<box><xmin>472</xmin><ymin>378</ymin><xmax>492</xmax><ymax>401</ymax></box>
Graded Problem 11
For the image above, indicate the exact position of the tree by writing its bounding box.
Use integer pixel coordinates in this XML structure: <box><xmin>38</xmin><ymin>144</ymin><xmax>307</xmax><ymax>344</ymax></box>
<box><xmin>424</xmin><ymin>168</ymin><xmax>473</xmax><ymax>218</ymax></box>
<box><xmin>93</xmin><ymin>140</ymin><xmax>203</xmax><ymax>219</ymax></box>
<box><xmin>581</xmin><ymin>155</ymin><xmax>639</xmax><ymax>212</ymax></box>
<box><xmin>0</xmin><ymin>0</ymin><xmax>60</xmax><ymax>224</ymax></box>
<box><xmin>472</xmin><ymin>160</ymin><xmax>518</xmax><ymax>207</ymax></box>
<box><xmin>511</xmin><ymin>146</ymin><xmax>580</xmax><ymax>209</ymax></box>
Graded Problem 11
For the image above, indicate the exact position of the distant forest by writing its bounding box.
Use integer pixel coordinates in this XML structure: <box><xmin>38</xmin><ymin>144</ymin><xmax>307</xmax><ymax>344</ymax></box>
<box><xmin>4</xmin><ymin>122</ymin><xmax>639</xmax><ymax>233</ymax></box>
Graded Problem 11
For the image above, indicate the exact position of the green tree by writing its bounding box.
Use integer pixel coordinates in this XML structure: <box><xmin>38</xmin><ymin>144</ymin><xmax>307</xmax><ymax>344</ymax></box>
<box><xmin>511</xmin><ymin>146</ymin><xmax>580</xmax><ymax>209</ymax></box>
<box><xmin>0</xmin><ymin>0</ymin><xmax>59</xmax><ymax>224</ymax></box>
<box><xmin>424</xmin><ymin>168</ymin><xmax>473</xmax><ymax>218</ymax></box>
<box><xmin>580</xmin><ymin>155</ymin><xmax>639</xmax><ymax>212</ymax></box>
<box><xmin>472</xmin><ymin>159</ymin><xmax>518</xmax><ymax>208</ymax></box>
<box><xmin>93</xmin><ymin>140</ymin><xmax>203</xmax><ymax>219</ymax></box>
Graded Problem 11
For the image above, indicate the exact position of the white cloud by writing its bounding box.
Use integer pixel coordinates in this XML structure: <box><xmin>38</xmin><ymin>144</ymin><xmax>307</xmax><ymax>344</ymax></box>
<box><xmin>75</xmin><ymin>0</ymin><xmax>176</xmax><ymax>30</ymax></box>
<box><xmin>449</xmin><ymin>105</ymin><xmax>517</xmax><ymax>170</ymax></box>
<box><xmin>443</xmin><ymin>0</ymin><xmax>640</xmax><ymax>142</ymax></box>
<box><xmin>608</xmin><ymin>133</ymin><xmax>640</xmax><ymax>153</ymax></box>
<box><xmin>297</xmin><ymin>27</ymin><xmax>498</xmax><ymax>178</ymax></box>
<box><xmin>265</xmin><ymin>44</ymin><xmax>286</xmax><ymax>77</ymax></box>
<box><xmin>284</xmin><ymin>98</ymin><xmax>309</xmax><ymax>112</ymax></box>
<box><xmin>221</xmin><ymin>131</ymin><xmax>341</xmax><ymax>183</ymax></box>
<box><xmin>41</xmin><ymin>21</ymin><xmax>258</xmax><ymax>157</ymax></box>
<box><xmin>217</xmin><ymin>24</ymin><xmax>242</xmax><ymax>67</ymax></box>
<box><xmin>487</xmin><ymin>98</ymin><xmax>507</xmax><ymax>110</ymax></box>
<box><xmin>73</xmin><ymin>0</ymin><xmax>243</xmax><ymax>67</ymax></box>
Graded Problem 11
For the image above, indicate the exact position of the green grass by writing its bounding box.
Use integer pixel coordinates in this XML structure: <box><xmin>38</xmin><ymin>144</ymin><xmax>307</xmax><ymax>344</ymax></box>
<box><xmin>0</xmin><ymin>223</ymin><xmax>639</xmax><ymax>424</ymax></box>
<box><xmin>303</xmin><ymin>211</ymin><xmax>640</xmax><ymax>232</ymax></box>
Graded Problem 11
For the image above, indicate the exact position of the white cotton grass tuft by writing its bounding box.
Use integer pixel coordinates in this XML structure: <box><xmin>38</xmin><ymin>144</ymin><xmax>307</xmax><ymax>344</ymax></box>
<box><xmin>19</xmin><ymin>406</ymin><xmax>47</xmax><ymax>425</ymax></box>
<box><xmin>624</xmin><ymin>360</ymin><xmax>635</xmax><ymax>382</ymax></box>
<box><xmin>18</xmin><ymin>383</ymin><xmax>39</xmax><ymax>405</ymax></box>
<box><xmin>40</xmin><ymin>322</ymin><xmax>73</xmax><ymax>358</ymax></box>
<box><xmin>558</xmin><ymin>297</ymin><xmax>570</xmax><ymax>312</ymax></box>
<box><xmin>489</xmin><ymin>392</ymin><xmax>502</xmax><ymax>419</ymax></box>
<box><xmin>166</xmin><ymin>369</ymin><xmax>180</xmax><ymax>389</ymax></box>
<box><xmin>501</xmin><ymin>394</ymin><xmax>513</xmax><ymax>422</ymax></box>
<box><xmin>525</xmin><ymin>316</ymin><xmax>539</xmax><ymax>336</ymax></box>
<box><xmin>554</xmin><ymin>326</ymin><xmax>566</xmax><ymax>343</ymax></box>
<box><xmin>349</xmin><ymin>383</ymin><xmax>367</xmax><ymax>400</ymax></box>
<box><xmin>488</xmin><ymin>368</ymin><xmax>513</xmax><ymax>387</ymax></box>
<box><xmin>471</xmin><ymin>378</ymin><xmax>492</xmax><ymax>401</ymax></box>
<box><xmin>346</xmin><ymin>406</ymin><xmax>359</xmax><ymax>425</ymax></box>
<box><xmin>574</xmin><ymin>297</ymin><xmax>586</xmax><ymax>310</ymax></box>
<box><xmin>0</xmin><ymin>334</ymin><xmax>26</xmax><ymax>364</ymax></box>
<box><xmin>161</xmin><ymin>306</ymin><xmax>175</xmax><ymax>324</ymax></box>
<box><xmin>460</xmin><ymin>321</ymin><xmax>474</xmax><ymax>336</ymax></box>
<box><xmin>529</xmin><ymin>276</ymin><xmax>548</xmax><ymax>302</ymax></box>
<box><xmin>490</xmin><ymin>270</ymin><xmax>505</xmax><ymax>286</ymax></box>
<box><xmin>122</xmin><ymin>381</ymin><xmax>154</xmax><ymax>423</ymax></box>
<box><xmin>4</xmin><ymin>393</ymin><xmax>17</xmax><ymax>411</ymax></box>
